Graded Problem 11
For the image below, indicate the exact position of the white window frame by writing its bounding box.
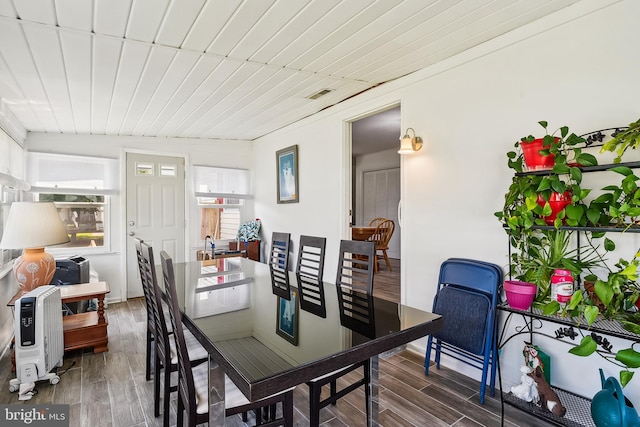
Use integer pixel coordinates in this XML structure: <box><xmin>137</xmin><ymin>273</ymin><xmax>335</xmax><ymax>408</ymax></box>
<box><xmin>27</xmin><ymin>152</ymin><xmax>118</xmax><ymax>255</ymax></box>
<box><xmin>193</xmin><ymin>165</ymin><xmax>252</xmax><ymax>244</ymax></box>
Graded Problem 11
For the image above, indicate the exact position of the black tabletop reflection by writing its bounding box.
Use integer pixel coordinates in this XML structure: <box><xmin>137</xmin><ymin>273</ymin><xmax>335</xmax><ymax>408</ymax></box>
<box><xmin>162</xmin><ymin>257</ymin><xmax>440</xmax><ymax>391</ymax></box>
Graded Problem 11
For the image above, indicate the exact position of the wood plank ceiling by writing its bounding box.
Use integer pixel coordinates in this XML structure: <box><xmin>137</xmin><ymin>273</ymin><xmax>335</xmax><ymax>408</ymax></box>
<box><xmin>0</xmin><ymin>0</ymin><xmax>579</xmax><ymax>141</ymax></box>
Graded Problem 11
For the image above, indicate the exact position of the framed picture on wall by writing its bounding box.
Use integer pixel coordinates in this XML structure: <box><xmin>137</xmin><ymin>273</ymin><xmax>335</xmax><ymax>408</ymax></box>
<box><xmin>276</xmin><ymin>145</ymin><xmax>299</xmax><ymax>203</ymax></box>
<box><xmin>276</xmin><ymin>289</ymin><xmax>299</xmax><ymax>345</ymax></box>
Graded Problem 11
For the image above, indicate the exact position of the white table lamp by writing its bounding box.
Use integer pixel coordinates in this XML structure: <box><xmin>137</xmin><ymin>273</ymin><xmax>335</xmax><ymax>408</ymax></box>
<box><xmin>0</xmin><ymin>202</ymin><xmax>70</xmax><ymax>294</ymax></box>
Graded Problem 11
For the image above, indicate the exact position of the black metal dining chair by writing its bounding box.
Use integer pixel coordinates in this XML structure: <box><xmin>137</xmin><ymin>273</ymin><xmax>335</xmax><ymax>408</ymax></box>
<box><xmin>160</xmin><ymin>250</ymin><xmax>295</xmax><ymax>427</ymax></box>
<box><xmin>306</xmin><ymin>239</ymin><xmax>375</xmax><ymax>426</ymax></box>
<box><xmin>139</xmin><ymin>242</ymin><xmax>209</xmax><ymax>426</ymax></box>
<box><xmin>269</xmin><ymin>232</ymin><xmax>291</xmax><ymax>299</ymax></box>
<box><xmin>295</xmin><ymin>235</ymin><xmax>327</xmax><ymax>317</ymax></box>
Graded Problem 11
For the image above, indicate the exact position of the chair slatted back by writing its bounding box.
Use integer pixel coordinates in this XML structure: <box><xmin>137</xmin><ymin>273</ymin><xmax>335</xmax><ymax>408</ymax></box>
<box><xmin>371</xmin><ymin>219</ymin><xmax>394</xmax><ymax>250</ymax></box>
<box><xmin>269</xmin><ymin>232</ymin><xmax>291</xmax><ymax>299</ymax></box>
<box><xmin>335</xmin><ymin>239</ymin><xmax>375</xmax><ymax>294</ymax></box>
<box><xmin>141</xmin><ymin>243</ymin><xmax>171</xmax><ymax>364</ymax></box>
<box><xmin>367</xmin><ymin>217</ymin><xmax>386</xmax><ymax>227</ymax></box>
<box><xmin>160</xmin><ymin>251</ymin><xmax>197</xmax><ymax>413</ymax></box>
<box><xmin>296</xmin><ymin>235</ymin><xmax>327</xmax><ymax>317</ymax></box>
<box><xmin>135</xmin><ymin>238</ymin><xmax>154</xmax><ymax>326</ymax></box>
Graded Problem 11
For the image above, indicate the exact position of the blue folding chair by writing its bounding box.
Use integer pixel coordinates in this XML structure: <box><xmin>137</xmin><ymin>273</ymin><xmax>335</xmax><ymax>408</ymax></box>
<box><xmin>424</xmin><ymin>258</ymin><xmax>502</xmax><ymax>404</ymax></box>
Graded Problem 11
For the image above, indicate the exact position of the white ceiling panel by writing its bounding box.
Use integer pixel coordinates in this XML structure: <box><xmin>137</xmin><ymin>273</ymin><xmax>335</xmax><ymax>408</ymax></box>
<box><xmin>156</xmin><ymin>60</ymin><xmax>259</xmax><ymax>137</ymax></box>
<box><xmin>60</xmin><ymin>31</ymin><xmax>93</xmax><ymax>133</ymax></box>
<box><xmin>181</xmin><ymin>0</ymin><xmax>240</xmax><ymax>52</ymax></box>
<box><xmin>54</xmin><ymin>0</ymin><xmax>92</xmax><ymax>32</ymax></box>
<box><xmin>0</xmin><ymin>1</ymin><xmax>16</xmax><ymax>17</ymax></box>
<box><xmin>285</xmin><ymin>0</ymin><xmax>402</xmax><ymax>72</ymax></box>
<box><xmin>94</xmin><ymin>0</ymin><xmax>131</xmax><ymax>37</ymax></box>
<box><xmin>176</xmin><ymin>65</ymin><xmax>280</xmax><ymax>137</ymax></box>
<box><xmin>0</xmin><ymin>21</ymin><xmax>58</xmax><ymax>132</ymax></box>
<box><xmin>13</xmin><ymin>0</ymin><xmax>56</xmax><ymax>25</ymax></box>
<box><xmin>0</xmin><ymin>56</ymin><xmax>41</xmax><ymax>131</ymax></box>
<box><xmin>23</xmin><ymin>25</ymin><xmax>75</xmax><ymax>132</ymax></box>
<box><xmin>203</xmin><ymin>0</ymin><xmax>275</xmax><ymax>57</ymax></box>
<box><xmin>91</xmin><ymin>36</ymin><xmax>123</xmax><ymax>134</ymax></box>
<box><xmin>155</xmin><ymin>0</ymin><xmax>206</xmax><ymax>48</ymax></box>
<box><xmin>268</xmin><ymin>0</ymin><xmax>374</xmax><ymax>69</ymax></box>
<box><xmin>0</xmin><ymin>0</ymin><xmax>584</xmax><ymax>141</ymax></box>
<box><xmin>105</xmin><ymin>42</ymin><xmax>151</xmax><ymax>134</ymax></box>
<box><xmin>226</xmin><ymin>0</ymin><xmax>310</xmax><ymax>60</ymax></box>
<box><xmin>248</xmin><ymin>0</ymin><xmax>340</xmax><ymax>65</ymax></box>
<box><xmin>126</xmin><ymin>0</ymin><xmax>170</xmax><ymax>43</ymax></box>
<box><xmin>146</xmin><ymin>55</ymin><xmax>228</xmax><ymax>136</ymax></box>
<box><xmin>132</xmin><ymin>49</ymin><xmax>200</xmax><ymax>136</ymax></box>
<box><xmin>118</xmin><ymin>47</ymin><xmax>176</xmax><ymax>134</ymax></box>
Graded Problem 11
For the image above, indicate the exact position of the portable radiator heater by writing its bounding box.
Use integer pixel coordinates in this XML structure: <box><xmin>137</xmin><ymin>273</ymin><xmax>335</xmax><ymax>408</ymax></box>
<box><xmin>9</xmin><ymin>285</ymin><xmax>64</xmax><ymax>392</ymax></box>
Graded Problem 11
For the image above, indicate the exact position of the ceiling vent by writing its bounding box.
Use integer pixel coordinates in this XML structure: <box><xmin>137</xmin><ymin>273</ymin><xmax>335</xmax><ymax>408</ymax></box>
<box><xmin>306</xmin><ymin>89</ymin><xmax>332</xmax><ymax>100</ymax></box>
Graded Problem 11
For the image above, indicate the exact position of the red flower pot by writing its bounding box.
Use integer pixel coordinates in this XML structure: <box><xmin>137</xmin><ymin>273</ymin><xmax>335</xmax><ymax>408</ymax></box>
<box><xmin>537</xmin><ymin>191</ymin><xmax>572</xmax><ymax>225</ymax></box>
<box><xmin>520</xmin><ymin>138</ymin><xmax>556</xmax><ymax>170</ymax></box>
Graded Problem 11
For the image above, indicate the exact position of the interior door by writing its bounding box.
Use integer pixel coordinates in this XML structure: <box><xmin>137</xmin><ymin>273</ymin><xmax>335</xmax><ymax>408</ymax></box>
<box><xmin>126</xmin><ymin>153</ymin><xmax>185</xmax><ymax>298</ymax></box>
<box><xmin>362</xmin><ymin>168</ymin><xmax>400</xmax><ymax>259</ymax></box>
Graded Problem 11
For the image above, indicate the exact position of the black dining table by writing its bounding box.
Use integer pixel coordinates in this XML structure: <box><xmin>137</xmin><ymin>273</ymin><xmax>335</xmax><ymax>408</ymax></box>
<box><xmin>164</xmin><ymin>256</ymin><xmax>443</xmax><ymax>426</ymax></box>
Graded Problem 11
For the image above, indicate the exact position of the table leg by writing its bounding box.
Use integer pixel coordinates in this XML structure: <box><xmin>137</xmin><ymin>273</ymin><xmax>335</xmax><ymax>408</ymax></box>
<box><xmin>366</xmin><ymin>355</ymin><xmax>380</xmax><ymax>427</ymax></box>
<box><xmin>209</xmin><ymin>355</ymin><xmax>226</xmax><ymax>425</ymax></box>
<box><xmin>97</xmin><ymin>295</ymin><xmax>106</xmax><ymax>324</ymax></box>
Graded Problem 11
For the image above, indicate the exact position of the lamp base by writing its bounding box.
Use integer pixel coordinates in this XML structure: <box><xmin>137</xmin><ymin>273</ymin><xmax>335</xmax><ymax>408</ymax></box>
<box><xmin>13</xmin><ymin>248</ymin><xmax>57</xmax><ymax>294</ymax></box>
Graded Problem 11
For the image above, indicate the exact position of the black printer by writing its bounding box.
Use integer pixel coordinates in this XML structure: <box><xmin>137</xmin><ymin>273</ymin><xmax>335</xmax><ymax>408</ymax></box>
<box><xmin>51</xmin><ymin>256</ymin><xmax>90</xmax><ymax>286</ymax></box>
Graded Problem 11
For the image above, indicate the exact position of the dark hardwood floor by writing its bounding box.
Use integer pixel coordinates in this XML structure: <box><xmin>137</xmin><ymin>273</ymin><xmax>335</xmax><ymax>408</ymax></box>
<box><xmin>0</xmin><ymin>262</ymin><xmax>553</xmax><ymax>426</ymax></box>
<box><xmin>372</xmin><ymin>257</ymin><xmax>401</xmax><ymax>302</ymax></box>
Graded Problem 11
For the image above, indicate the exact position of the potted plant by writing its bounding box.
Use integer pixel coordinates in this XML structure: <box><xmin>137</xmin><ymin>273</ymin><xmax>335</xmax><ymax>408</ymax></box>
<box><xmin>496</xmin><ymin>121</ymin><xmax>596</xmax><ymax>232</ymax></box>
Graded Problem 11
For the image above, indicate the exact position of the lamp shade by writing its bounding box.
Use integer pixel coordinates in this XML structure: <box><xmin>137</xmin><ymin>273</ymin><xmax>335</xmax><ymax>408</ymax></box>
<box><xmin>0</xmin><ymin>202</ymin><xmax>70</xmax><ymax>249</ymax></box>
<box><xmin>397</xmin><ymin>136</ymin><xmax>415</xmax><ymax>154</ymax></box>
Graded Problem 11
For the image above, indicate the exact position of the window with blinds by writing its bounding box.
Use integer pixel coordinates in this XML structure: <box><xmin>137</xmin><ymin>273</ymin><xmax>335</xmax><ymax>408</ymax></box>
<box><xmin>193</xmin><ymin>166</ymin><xmax>251</xmax><ymax>241</ymax></box>
<box><xmin>27</xmin><ymin>152</ymin><xmax>118</xmax><ymax>250</ymax></box>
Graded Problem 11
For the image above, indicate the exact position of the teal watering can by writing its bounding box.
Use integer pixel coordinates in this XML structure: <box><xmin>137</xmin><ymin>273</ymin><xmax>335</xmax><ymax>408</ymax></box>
<box><xmin>591</xmin><ymin>369</ymin><xmax>640</xmax><ymax>427</ymax></box>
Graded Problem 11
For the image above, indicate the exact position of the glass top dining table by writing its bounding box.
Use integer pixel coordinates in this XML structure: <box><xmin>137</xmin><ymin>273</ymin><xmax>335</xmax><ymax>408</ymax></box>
<box><xmin>163</xmin><ymin>257</ymin><xmax>443</xmax><ymax>426</ymax></box>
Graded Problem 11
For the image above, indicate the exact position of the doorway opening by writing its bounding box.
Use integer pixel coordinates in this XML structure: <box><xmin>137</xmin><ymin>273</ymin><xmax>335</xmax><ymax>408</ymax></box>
<box><xmin>350</xmin><ymin>105</ymin><xmax>401</xmax><ymax>303</ymax></box>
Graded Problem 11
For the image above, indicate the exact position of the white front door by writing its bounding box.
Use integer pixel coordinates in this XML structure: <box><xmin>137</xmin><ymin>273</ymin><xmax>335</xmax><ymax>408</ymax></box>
<box><xmin>126</xmin><ymin>153</ymin><xmax>185</xmax><ymax>298</ymax></box>
<box><xmin>363</xmin><ymin>168</ymin><xmax>401</xmax><ymax>259</ymax></box>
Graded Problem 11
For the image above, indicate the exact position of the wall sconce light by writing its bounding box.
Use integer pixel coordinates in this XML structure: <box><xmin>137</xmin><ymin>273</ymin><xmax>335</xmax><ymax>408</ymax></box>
<box><xmin>397</xmin><ymin>128</ymin><xmax>423</xmax><ymax>154</ymax></box>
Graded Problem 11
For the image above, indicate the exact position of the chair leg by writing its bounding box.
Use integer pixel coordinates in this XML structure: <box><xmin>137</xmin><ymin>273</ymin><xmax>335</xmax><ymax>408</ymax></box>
<box><xmin>330</xmin><ymin>380</ymin><xmax>337</xmax><ymax>405</ymax></box>
<box><xmin>177</xmin><ymin>394</ymin><xmax>184</xmax><ymax>427</ymax></box>
<box><xmin>308</xmin><ymin>383</ymin><xmax>322</xmax><ymax>427</ymax></box>
<box><xmin>283</xmin><ymin>390</ymin><xmax>294</xmax><ymax>427</ymax></box>
<box><xmin>153</xmin><ymin>352</ymin><xmax>161</xmax><ymax>417</ymax></box>
<box><xmin>163</xmin><ymin>359</ymin><xmax>172</xmax><ymax>427</ymax></box>
<box><xmin>364</xmin><ymin>361</ymin><xmax>371</xmax><ymax>421</ymax></box>
<box><xmin>146</xmin><ymin>328</ymin><xmax>152</xmax><ymax>381</ymax></box>
<box><xmin>383</xmin><ymin>250</ymin><xmax>392</xmax><ymax>271</ymax></box>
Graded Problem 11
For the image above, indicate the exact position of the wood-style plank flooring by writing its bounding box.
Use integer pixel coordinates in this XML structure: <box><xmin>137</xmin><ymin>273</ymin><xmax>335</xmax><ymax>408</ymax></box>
<box><xmin>0</xmin><ymin>259</ymin><xmax>553</xmax><ymax>426</ymax></box>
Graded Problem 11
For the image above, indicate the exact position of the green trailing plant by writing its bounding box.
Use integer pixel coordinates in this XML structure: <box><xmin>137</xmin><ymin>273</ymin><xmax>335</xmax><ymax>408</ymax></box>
<box><xmin>588</xmin><ymin>165</ymin><xmax>640</xmax><ymax>230</ymax></box>
<box><xmin>600</xmin><ymin>117</ymin><xmax>640</xmax><ymax>163</ymax></box>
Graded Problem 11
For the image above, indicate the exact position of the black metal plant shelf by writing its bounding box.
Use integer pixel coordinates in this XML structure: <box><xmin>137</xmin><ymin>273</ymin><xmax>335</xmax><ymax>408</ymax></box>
<box><xmin>515</xmin><ymin>160</ymin><xmax>640</xmax><ymax>177</ymax></box>
<box><xmin>498</xmin><ymin>303</ymin><xmax>640</xmax><ymax>342</ymax></box>
<box><xmin>504</xmin><ymin>387</ymin><xmax>596</xmax><ymax>427</ymax></box>
<box><xmin>503</xmin><ymin>223</ymin><xmax>640</xmax><ymax>233</ymax></box>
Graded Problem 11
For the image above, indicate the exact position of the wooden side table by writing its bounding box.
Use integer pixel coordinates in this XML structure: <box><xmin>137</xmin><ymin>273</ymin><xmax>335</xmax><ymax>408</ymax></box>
<box><xmin>8</xmin><ymin>281</ymin><xmax>110</xmax><ymax>354</ymax></box>
<box><xmin>59</xmin><ymin>281</ymin><xmax>110</xmax><ymax>353</ymax></box>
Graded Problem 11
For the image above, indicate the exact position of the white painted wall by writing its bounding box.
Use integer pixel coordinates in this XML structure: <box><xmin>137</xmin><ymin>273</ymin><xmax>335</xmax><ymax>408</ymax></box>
<box><xmin>24</xmin><ymin>133</ymin><xmax>254</xmax><ymax>302</ymax></box>
<box><xmin>251</xmin><ymin>0</ymin><xmax>640</xmax><ymax>404</ymax></box>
